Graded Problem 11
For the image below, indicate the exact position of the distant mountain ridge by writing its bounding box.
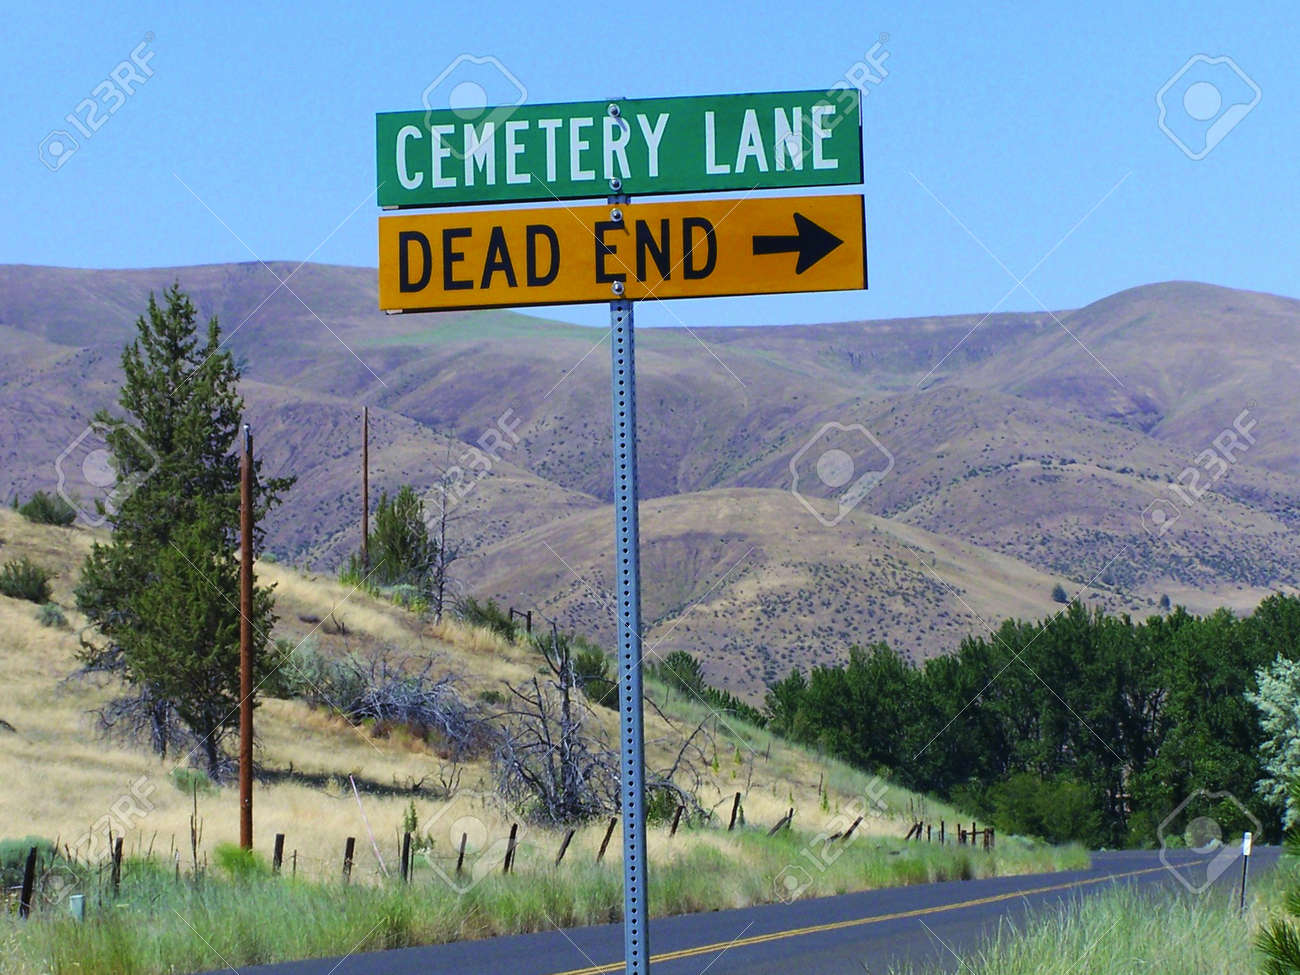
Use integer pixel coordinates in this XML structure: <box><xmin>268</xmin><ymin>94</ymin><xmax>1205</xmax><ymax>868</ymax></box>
<box><xmin>2</xmin><ymin>263</ymin><xmax>1297</xmax><ymax>696</ymax></box>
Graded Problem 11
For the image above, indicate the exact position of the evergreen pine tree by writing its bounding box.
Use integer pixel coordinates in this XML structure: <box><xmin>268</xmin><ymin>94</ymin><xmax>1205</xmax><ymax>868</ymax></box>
<box><xmin>76</xmin><ymin>285</ymin><xmax>293</xmax><ymax>778</ymax></box>
<box><xmin>370</xmin><ymin>485</ymin><xmax>438</xmax><ymax>588</ymax></box>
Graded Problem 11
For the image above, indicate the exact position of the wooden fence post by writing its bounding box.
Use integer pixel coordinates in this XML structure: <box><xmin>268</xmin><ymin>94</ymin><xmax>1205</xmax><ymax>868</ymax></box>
<box><xmin>767</xmin><ymin>810</ymin><xmax>792</xmax><ymax>837</ymax></box>
<box><xmin>456</xmin><ymin>833</ymin><xmax>468</xmax><ymax>875</ymax></box>
<box><xmin>342</xmin><ymin>837</ymin><xmax>355</xmax><ymax>883</ymax></box>
<box><xmin>401</xmin><ymin>832</ymin><xmax>412</xmax><ymax>882</ymax></box>
<box><xmin>597</xmin><ymin>817</ymin><xmax>617</xmax><ymax>862</ymax></box>
<box><xmin>509</xmin><ymin>608</ymin><xmax>534</xmax><ymax>634</ymax></box>
<box><xmin>839</xmin><ymin>815</ymin><xmax>863</xmax><ymax>842</ymax></box>
<box><xmin>111</xmin><ymin>837</ymin><xmax>124</xmax><ymax>896</ymax></box>
<box><xmin>728</xmin><ymin>792</ymin><xmax>742</xmax><ymax>832</ymax></box>
<box><xmin>940</xmin><ymin>820</ymin><xmax>945</xmax><ymax>845</ymax></box>
<box><xmin>18</xmin><ymin>846</ymin><xmax>37</xmax><ymax>918</ymax></box>
<box><xmin>669</xmin><ymin>805</ymin><xmax>685</xmax><ymax>837</ymax></box>
<box><xmin>926</xmin><ymin>824</ymin><xmax>932</xmax><ymax>842</ymax></box>
<box><xmin>503</xmin><ymin>824</ymin><xmax>519</xmax><ymax>874</ymax></box>
<box><xmin>555</xmin><ymin>828</ymin><xmax>576</xmax><ymax>866</ymax></box>
<box><xmin>272</xmin><ymin>833</ymin><xmax>285</xmax><ymax>875</ymax></box>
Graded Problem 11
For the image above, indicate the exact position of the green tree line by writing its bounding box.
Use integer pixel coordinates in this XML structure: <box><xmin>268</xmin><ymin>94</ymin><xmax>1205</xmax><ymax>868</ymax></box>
<box><xmin>764</xmin><ymin>597</ymin><xmax>1300</xmax><ymax>848</ymax></box>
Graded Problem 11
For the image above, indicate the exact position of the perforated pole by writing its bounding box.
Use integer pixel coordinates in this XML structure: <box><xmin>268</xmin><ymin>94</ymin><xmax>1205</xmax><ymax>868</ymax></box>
<box><xmin>609</xmin><ymin>166</ymin><xmax>650</xmax><ymax>973</ymax></box>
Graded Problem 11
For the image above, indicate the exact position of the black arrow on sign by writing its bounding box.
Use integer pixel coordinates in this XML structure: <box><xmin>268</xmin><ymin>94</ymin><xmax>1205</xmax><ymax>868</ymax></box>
<box><xmin>751</xmin><ymin>213</ymin><xmax>844</xmax><ymax>274</ymax></box>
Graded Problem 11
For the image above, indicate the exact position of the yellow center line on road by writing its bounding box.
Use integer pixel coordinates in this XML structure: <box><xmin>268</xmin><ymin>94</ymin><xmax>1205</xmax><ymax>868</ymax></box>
<box><xmin>547</xmin><ymin>863</ymin><xmax>1174</xmax><ymax>975</ymax></box>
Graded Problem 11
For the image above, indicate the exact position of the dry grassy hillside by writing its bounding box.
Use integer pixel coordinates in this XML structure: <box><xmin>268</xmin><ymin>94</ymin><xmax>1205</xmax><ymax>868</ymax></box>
<box><xmin>462</xmin><ymin>487</ymin><xmax>1136</xmax><ymax>694</ymax></box>
<box><xmin>0</xmin><ymin>507</ymin><xmax>955</xmax><ymax>886</ymax></box>
<box><xmin>4</xmin><ymin>264</ymin><xmax>1299</xmax><ymax>701</ymax></box>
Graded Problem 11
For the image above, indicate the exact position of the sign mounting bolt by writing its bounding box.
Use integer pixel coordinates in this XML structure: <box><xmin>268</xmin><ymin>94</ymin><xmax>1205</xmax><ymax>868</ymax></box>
<box><xmin>609</xmin><ymin>177</ymin><xmax>622</xmax><ymax>192</ymax></box>
<box><xmin>611</xmin><ymin>281</ymin><xmax>625</xmax><ymax>296</ymax></box>
<box><xmin>607</xmin><ymin>102</ymin><xmax>621</xmax><ymax>118</ymax></box>
<box><xmin>610</xmin><ymin>208</ymin><xmax>623</xmax><ymax>223</ymax></box>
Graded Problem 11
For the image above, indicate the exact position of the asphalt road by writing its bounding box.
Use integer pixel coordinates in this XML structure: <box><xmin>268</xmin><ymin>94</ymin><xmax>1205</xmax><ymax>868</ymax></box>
<box><xmin>215</xmin><ymin>846</ymin><xmax>1278</xmax><ymax>975</ymax></box>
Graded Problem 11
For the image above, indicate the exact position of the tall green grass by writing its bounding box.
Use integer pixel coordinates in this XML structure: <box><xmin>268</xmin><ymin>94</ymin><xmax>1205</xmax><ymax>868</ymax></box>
<box><xmin>1</xmin><ymin>834</ymin><xmax>1084</xmax><ymax>975</ymax></box>
<box><xmin>892</xmin><ymin>868</ymin><xmax>1296</xmax><ymax>975</ymax></box>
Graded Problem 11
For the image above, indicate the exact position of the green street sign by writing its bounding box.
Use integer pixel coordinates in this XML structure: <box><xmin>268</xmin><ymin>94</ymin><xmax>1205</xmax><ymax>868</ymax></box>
<box><xmin>376</xmin><ymin>88</ymin><xmax>862</xmax><ymax>208</ymax></box>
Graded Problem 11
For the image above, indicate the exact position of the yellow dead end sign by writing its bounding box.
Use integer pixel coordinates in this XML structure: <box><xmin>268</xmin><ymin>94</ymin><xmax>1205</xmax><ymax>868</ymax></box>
<box><xmin>378</xmin><ymin>193</ymin><xmax>866</xmax><ymax>312</ymax></box>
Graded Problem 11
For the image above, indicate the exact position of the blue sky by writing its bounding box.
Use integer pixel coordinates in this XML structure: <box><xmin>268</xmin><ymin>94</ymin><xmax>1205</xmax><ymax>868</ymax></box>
<box><xmin>2</xmin><ymin>1</ymin><xmax>1295</xmax><ymax>328</ymax></box>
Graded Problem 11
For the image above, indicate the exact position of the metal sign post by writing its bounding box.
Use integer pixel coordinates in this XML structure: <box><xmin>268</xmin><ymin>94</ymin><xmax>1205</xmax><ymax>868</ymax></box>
<box><xmin>373</xmin><ymin>86</ymin><xmax>870</xmax><ymax>975</ymax></box>
<box><xmin>608</xmin><ymin>143</ymin><xmax>650</xmax><ymax>972</ymax></box>
<box><xmin>1239</xmin><ymin>831</ymin><xmax>1253</xmax><ymax>913</ymax></box>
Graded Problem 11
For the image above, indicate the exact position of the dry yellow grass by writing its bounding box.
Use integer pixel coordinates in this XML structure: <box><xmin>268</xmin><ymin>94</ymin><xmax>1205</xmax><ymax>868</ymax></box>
<box><xmin>0</xmin><ymin>507</ymin><xmax>954</xmax><ymax>886</ymax></box>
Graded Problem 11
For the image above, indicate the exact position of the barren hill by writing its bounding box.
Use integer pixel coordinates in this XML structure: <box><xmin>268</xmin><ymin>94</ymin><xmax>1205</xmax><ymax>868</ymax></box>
<box><xmin>2</xmin><ymin>263</ymin><xmax>1297</xmax><ymax>697</ymax></box>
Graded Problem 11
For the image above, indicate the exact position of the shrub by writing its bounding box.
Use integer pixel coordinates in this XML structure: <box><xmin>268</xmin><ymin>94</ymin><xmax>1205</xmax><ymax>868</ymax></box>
<box><xmin>276</xmin><ymin>639</ymin><xmax>363</xmax><ymax>703</ymax></box>
<box><xmin>456</xmin><ymin>597</ymin><xmax>518</xmax><ymax>642</ymax></box>
<box><xmin>371</xmin><ymin>486</ymin><xmax>437</xmax><ymax>587</ymax></box>
<box><xmin>169</xmin><ymin>766</ymin><xmax>217</xmax><ymax>795</ymax></box>
<box><xmin>213</xmin><ymin>842</ymin><xmax>269</xmax><ymax>880</ymax></box>
<box><xmin>976</xmin><ymin>772</ymin><xmax>1105</xmax><ymax>847</ymax></box>
<box><xmin>338</xmin><ymin>554</ymin><xmax>381</xmax><ymax>597</ymax></box>
<box><xmin>279</xmin><ymin>643</ymin><xmax>485</xmax><ymax>757</ymax></box>
<box><xmin>18</xmin><ymin>491</ymin><xmax>77</xmax><ymax>526</ymax></box>
<box><xmin>36</xmin><ymin>602</ymin><xmax>67</xmax><ymax>627</ymax></box>
<box><xmin>574</xmin><ymin>643</ymin><xmax>618</xmax><ymax>709</ymax></box>
<box><xmin>0</xmin><ymin>558</ymin><xmax>53</xmax><ymax>603</ymax></box>
<box><xmin>387</xmin><ymin>583</ymin><xmax>429</xmax><ymax>614</ymax></box>
<box><xmin>645</xmin><ymin>786</ymin><xmax>681</xmax><ymax>825</ymax></box>
<box><xmin>1051</xmin><ymin>583</ymin><xmax>1069</xmax><ymax>603</ymax></box>
<box><xmin>652</xmin><ymin>650</ymin><xmax>706</xmax><ymax>695</ymax></box>
<box><xmin>702</xmin><ymin>685</ymin><xmax>765</xmax><ymax>727</ymax></box>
